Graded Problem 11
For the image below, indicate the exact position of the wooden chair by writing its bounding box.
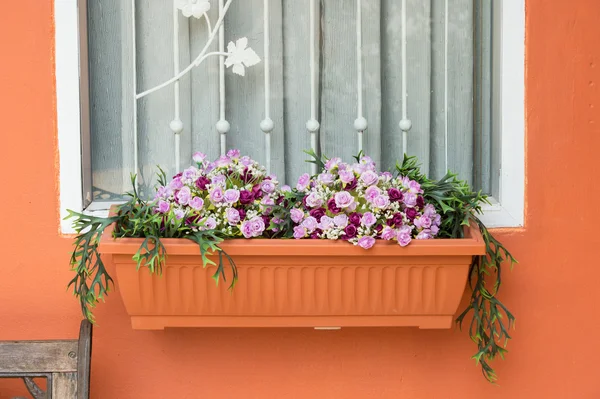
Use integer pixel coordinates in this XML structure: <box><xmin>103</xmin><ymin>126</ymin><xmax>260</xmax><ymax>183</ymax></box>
<box><xmin>0</xmin><ymin>320</ymin><xmax>92</xmax><ymax>399</ymax></box>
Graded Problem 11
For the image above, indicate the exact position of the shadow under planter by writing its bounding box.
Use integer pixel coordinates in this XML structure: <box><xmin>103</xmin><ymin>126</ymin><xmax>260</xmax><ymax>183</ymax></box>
<box><xmin>100</xmin><ymin>222</ymin><xmax>485</xmax><ymax>330</ymax></box>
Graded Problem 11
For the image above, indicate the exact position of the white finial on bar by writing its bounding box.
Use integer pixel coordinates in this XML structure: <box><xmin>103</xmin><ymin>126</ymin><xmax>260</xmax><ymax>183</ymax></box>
<box><xmin>354</xmin><ymin>0</ymin><xmax>367</xmax><ymax>153</ymax></box>
<box><xmin>399</xmin><ymin>0</ymin><xmax>412</xmax><ymax>155</ymax></box>
<box><xmin>261</xmin><ymin>0</ymin><xmax>273</xmax><ymax>175</ymax></box>
<box><xmin>217</xmin><ymin>0</ymin><xmax>229</xmax><ymax>157</ymax></box>
<box><xmin>171</xmin><ymin>0</ymin><xmax>183</xmax><ymax>172</ymax></box>
<box><xmin>306</xmin><ymin>0</ymin><xmax>320</xmax><ymax>175</ymax></box>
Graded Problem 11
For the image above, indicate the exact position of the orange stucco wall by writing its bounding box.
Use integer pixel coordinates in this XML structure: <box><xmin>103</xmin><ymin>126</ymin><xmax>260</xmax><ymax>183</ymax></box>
<box><xmin>1</xmin><ymin>0</ymin><xmax>599</xmax><ymax>398</ymax></box>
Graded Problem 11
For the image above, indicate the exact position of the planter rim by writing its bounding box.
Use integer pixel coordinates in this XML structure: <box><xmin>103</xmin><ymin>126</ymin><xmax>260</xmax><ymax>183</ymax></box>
<box><xmin>100</xmin><ymin>207</ymin><xmax>485</xmax><ymax>257</ymax></box>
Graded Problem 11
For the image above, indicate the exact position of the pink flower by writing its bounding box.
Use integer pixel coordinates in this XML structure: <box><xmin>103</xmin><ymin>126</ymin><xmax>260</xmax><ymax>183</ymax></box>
<box><xmin>415</xmin><ymin>215</ymin><xmax>432</xmax><ymax>229</ymax></box>
<box><xmin>281</xmin><ymin>185</ymin><xmax>291</xmax><ymax>192</ymax></box>
<box><xmin>290</xmin><ymin>208</ymin><xmax>304</xmax><ymax>223</ymax></box>
<box><xmin>211</xmin><ymin>174</ymin><xmax>226</xmax><ymax>186</ymax></box>
<box><xmin>360</xmin><ymin>170</ymin><xmax>379</xmax><ymax>186</ymax></box>
<box><xmin>339</xmin><ymin>169</ymin><xmax>355</xmax><ymax>184</ymax></box>
<box><xmin>333</xmin><ymin>214</ymin><xmax>349</xmax><ymax>228</ymax></box>
<box><xmin>169</xmin><ymin>177</ymin><xmax>184</xmax><ymax>190</ymax></box>
<box><xmin>380</xmin><ymin>171</ymin><xmax>393</xmax><ymax>182</ymax></box>
<box><xmin>318</xmin><ymin>173</ymin><xmax>335</xmax><ymax>185</ymax></box>
<box><xmin>224</xmin><ymin>189</ymin><xmax>240</xmax><ymax>203</ymax></box>
<box><xmin>380</xmin><ymin>226</ymin><xmax>396</xmax><ymax>240</ymax></box>
<box><xmin>293</xmin><ymin>225</ymin><xmax>307</xmax><ymax>239</ymax></box>
<box><xmin>365</xmin><ymin>186</ymin><xmax>381</xmax><ymax>203</ymax></box>
<box><xmin>226</xmin><ymin>149</ymin><xmax>241</xmax><ymax>159</ymax></box>
<box><xmin>403</xmin><ymin>192</ymin><xmax>417</xmax><ymax>207</ymax></box>
<box><xmin>176</xmin><ymin>187</ymin><xmax>191</xmax><ymax>205</ymax></box>
<box><xmin>174</xmin><ymin>209</ymin><xmax>185</xmax><ymax>220</ymax></box>
<box><xmin>408</xmin><ymin>180</ymin><xmax>422</xmax><ymax>194</ymax></box>
<box><xmin>416</xmin><ymin>230</ymin><xmax>432</xmax><ymax>240</ymax></box>
<box><xmin>397</xmin><ymin>225</ymin><xmax>412</xmax><ymax>247</ymax></box>
<box><xmin>261</xmin><ymin>180</ymin><xmax>276</xmax><ymax>194</ymax></box>
<box><xmin>373</xmin><ymin>195</ymin><xmax>390</xmax><ymax>209</ymax></box>
<box><xmin>423</xmin><ymin>204</ymin><xmax>436</xmax><ymax>217</ymax></box>
<box><xmin>239</xmin><ymin>156</ymin><xmax>253</xmax><ymax>166</ymax></box>
<box><xmin>324</xmin><ymin>157</ymin><xmax>342</xmax><ymax>171</ymax></box>
<box><xmin>319</xmin><ymin>216</ymin><xmax>334</xmax><ymax>230</ymax></box>
<box><xmin>334</xmin><ymin>191</ymin><xmax>355</xmax><ymax>209</ymax></box>
<box><xmin>209</xmin><ymin>187</ymin><xmax>224</xmax><ymax>204</ymax></box>
<box><xmin>226</xmin><ymin>208</ymin><xmax>241</xmax><ymax>225</ymax></box>
<box><xmin>362</xmin><ymin>212</ymin><xmax>376</xmax><ymax>227</ymax></box>
<box><xmin>216</xmin><ymin>155</ymin><xmax>230</xmax><ymax>167</ymax></box>
<box><xmin>357</xmin><ymin>236</ymin><xmax>376</xmax><ymax>249</ymax></box>
<box><xmin>189</xmin><ymin>197</ymin><xmax>204</xmax><ymax>210</ymax></box>
<box><xmin>204</xmin><ymin>217</ymin><xmax>217</xmax><ymax>229</ymax></box>
<box><xmin>430</xmin><ymin>225</ymin><xmax>440</xmax><ymax>235</ymax></box>
<box><xmin>157</xmin><ymin>200</ymin><xmax>170</xmax><ymax>213</ymax></box>
<box><xmin>296</xmin><ymin>173</ymin><xmax>311</xmax><ymax>191</ymax></box>
<box><xmin>241</xmin><ymin>216</ymin><xmax>265</xmax><ymax>238</ymax></box>
<box><xmin>192</xmin><ymin>152</ymin><xmax>207</xmax><ymax>164</ymax></box>
<box><xmin>305</xmin><ymin>192</ymin><xmax>323</xmax><ymax>208</ymax></box>
<box><xmin>301</xmin><ymin>216</ymin><xmax>318</xmax><ymax>232</ymax></box>
<box><xmin>182</xmin><ymin>167</ymin><xmax>197</xmax><ymax>180</ymax></box>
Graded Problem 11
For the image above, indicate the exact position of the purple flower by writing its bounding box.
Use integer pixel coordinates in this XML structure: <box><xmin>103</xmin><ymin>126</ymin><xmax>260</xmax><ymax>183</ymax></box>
<box><xmin>224</xmin><ymin>189</ymin><xmax>240</xmax><ymax>203</ymax></box>
<box><xmin>327</xmin><ymin>198</ymin><xmax>341</xmax><ymax>214</ymax></box>
<box><xmin>239</xmin><ymin>190</ymin><xmax>254</xmax><ymax>205</ymax></box>
<box><xmin>237</xmin><ymin>208</ymin><xmax>246</xmax><ymax>220</ymax></box>
<box><xmin>305</xmin><ymin>192</ymin><xmax>323</xmax><ymax>208</ymax></box>
<box><xmin>261</xmin><ymin>180</ymin><xmax>276</xmax><ymax>194</ymax></box>
<box><xmin>373</xmin><ymin>195</ymin><xmax>390</xmax><ymax>209</ymax></box>
<box><xmin>189</xmin><ymin>197</ymin><xmax>204</xmax><ymax>210</ymax></box>
<box><xmin>309</xmin><ymin>208</ymin><xmax>326</xmax><ymax>222</ymax></box>
<box><xmin>380</xmin><ymin>226</ymin><xmax>396</xmax><ymax>240</ymax></box>
<box><xmin>239</xmin><ymin>156</ymin><xmax>253</xmax><ymax>167</ymax></box>
<box><xmin>209</xmin><ymin>187</ymin><xmax>224</xmax><ymax>204</ymax></box>
<box><xmin>301</xmin><ymin>216</ymin><xmax>318</xmax><ymax>232</ymax></box>
<box><xmin>281</xmin><ymin>185</ymin><xmax>291</xmax><ymax>192</ymax></box>
<box><xmin>403</xmin><ymin>192</ymin><xmax>417</xmax><ymax>207</ymax></box>
<box><xmin>423</xmin><ymin>204</ymin><xmax>436</xmax><ymax>217</ymax></box>
<box><xmin>157</xmin><ymin>200</ymin><xmax>170</xmax><ymax>213</ymax></box>
<box><xmin>319</xmin><ymin>216</ymin><xmax>334</xmax><ymax>230</ymax></box>
<box><xmin>380</xmin><ymin>171</ymin><xmax>393</xmax><ymax>182</ymax></box>
<box><xmin>431</xmin><ymin>225</ymin><xmax>440</xmax><ymax>235</ymax></box>
<box><xmin>408</xmin><ymin>180</ymin><xmax>422</xmax><ymax>194</ymax></box>
<box><xmin>349</xmin><ymin>212</ymin><xmax>362</xmax><ymax>226</ymax></box>
<box><xmin>241</xmin><ymin>216</ymin><xmax>265</xmax><ymax>238</ymax></box>
<box><xmin>211</xmin><ymin>174</ymin><xmax>226</xmax><ymax>186</ymax></box>
<box><xmin>360</xmin><ymin>170</ymin><xmax>379</xmax><ymax>186</ymax></box>
<box><xmin>362</xmin><ymin>212</ymin><xmax>376</xmax><ymax>227</ymax></box>
<box><xmin>155</xmin><ymin>186</ymin><xmax>172</xmax><ymax>199</ymax></box>
<box><xmin>415</xmin><ymin>215</ymin><xmax>432</xmax><ymax>229</ymax></box>
<box><xmin>226</xmin><ymin>149</ymin><xmax>241</xmax><ymax>159</ymax></box>
<box><xmin>333</xmin><ymin>214</ymin><xmax>349</xmax><ymax>228</ymax></box>
<box><xmin>290</xmin><ymin>208</ymin><xmax>305</xmax><ymax>223</ymax></box>
<box><xmin>416</xmin><ymin>196</ymin><xmax>425</xmax><ymax>208</ymax></box>
<box><xmin>334</xmin><ymin>191</ymin><xmax>355</xmax><ymax>209</ymax></box>
<box><xmin>318</xmin><ymin>173</ymin><xmax>335</xmax><ymax>185</ymax></box>
<box><xmin>357</xmin><ymin>236</ymin><xmax>376</xmax><ymax>249</ymax></box>
<box><xmin>293</xmin><ymin>225</ymin><xmax>307</xmax><ymax>239</ymax></box>
<box><xmin>343</xmin><ymin>224</ymin><xmax>357</xmax><ymax>239</ymax></box>
<box><xmin>405</xmin><ymin>207</ymin><xmax>417</xmax><ymax>220</ymax></box>
<box><xmin>216</xmin><ymin>155</ymin><xmax>230</xmax><ymax>167</ymax></box>
<box><xmin>365</xmin><ymin>186</ymin><xmax>381</xmax><ymax>203</ymax></box>
<box><xmin>192</xmin><ymin>152</ymin><xmax>207</xmax><ymax>164</ymax></box>
<box><xmin>251</xmin><ymin>184</ymin><xmax>263</xmax><ymax>200</ymax></box>
<box><xmin>388</xmin><ymin>188</ymin><xmax>403</xmax><ymax>202</ymax></box>
<box><xmin>226</xmin><ymin>208</ymin><xmax>240</xmax><ymax>225</ymax></box>
<box><xmin>343</xmin><ymin>178</ymin><xmax>358</xmax><ymax>191</ymax></box>
<box><xmin>195</xmin><ymin>176</ymin><xmax>210</xmax><ymax>190</ymax></box>
<box><xmin>296</xmin><ymin>173</ymin><xmax>311</xmax><ymax>191</ymax></box>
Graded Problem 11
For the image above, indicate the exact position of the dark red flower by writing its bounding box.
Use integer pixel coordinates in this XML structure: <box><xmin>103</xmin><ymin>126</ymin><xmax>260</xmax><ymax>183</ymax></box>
<box><xmin>392</xmin><ymin>213</ymin><xmax>404</xmax><ymax>226</ymax></box>
<box><xmin>327</xmin><ymin>198</ymin><xmax>341</xmax><ymax>214</ymax></box>
<box><xmin>252</xmin><ymin>184</ymin><xmax>263</xmax><ymax>199</ymax></box>
<box><xmin>349</xmin><ymin>212</ymin><xmax>362</xmax><ymax>226</ymax></box>
<box><xmin>388</xmin><ymin>188</ymin><xmax>403</xmax><ymax>202</ymax></box>
<box><xmin>310</xmin><ymin>229</ymin><xmax>323</xmax><ymax>239</ymax></box>
<box><xmin>237</xmin><ymin>208</ymin><xmax>247</xmax><ymax>220</ymax></box>
<box><xmin>344</xmin><ymin>224</ymin><xmax>357</xmax><ymax>239</ymax></box>
<box><xmin>344</xmin><ymin>178</ymin><xmax>358</xmax><ymax>191</ymax></box>
<box><xmin>309</xmin><ymin>208</ymin><xmax>326</xmax><ymax>222</ymax></box>
<box><xmin>239</xmin><ymin>190</ymin><xmax>254</xmax><ymax>205</ymax></box>
<box><xmin>405</xmin><ymin>208</ymin><xmax>417</xmax><ymax>220</ymax></box>
<box><xmin>195</xmin><ymin>176</ymin><xmax>210</xmax><ymax>190</ymax></box>
<box><xmin>416</xmin><ymin>195</ymin><xmax>425</xmax><ymax>208</ymax></box>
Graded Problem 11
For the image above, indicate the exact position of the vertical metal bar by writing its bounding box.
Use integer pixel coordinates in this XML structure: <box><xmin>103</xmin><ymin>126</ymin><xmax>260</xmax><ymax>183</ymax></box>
<box><xmin>172</xmin><ymin>0</ymin><xmax>182</xmax><ymax>172</ymax></box>
<box><xmin>444</xmin><ymin>0</ymin><xmax>449</xmax><ymax>171</ymax></box>
<box><xmin>306</xmin><ymin>0</ymin><xmax>319</xmax><ymax>175</ymax></box>
<box><xmin>132</xmin><ymin>0</ymin><xmax>139</xmax><ymax>185</ymax></box>
<box><xmin>399</xmin><ymin>0</ymin><xmax>412</xmax><ymax>155</ymax></box>
<box><xmin>261</xmin><ymin>0</ymin><xmax>274</xmax><ymax>174</ymax></box>
<box><xmin>78</xmin><ymin>0</ymin><xmax>93</xmax><ymax>206</ymax></box>
<box><xmin>217</xmin><ymin>0</ymin><xmax>229</xmax><ymax>156</ymax></box>
<box><xmin>354</xmin><ymin>0</ymin><xmax>367</xmax><ymax>153</ymax></box>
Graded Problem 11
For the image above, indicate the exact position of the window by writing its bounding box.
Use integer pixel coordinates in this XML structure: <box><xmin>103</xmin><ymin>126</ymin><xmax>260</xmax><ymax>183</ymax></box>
<box><xmin>57</xmin><ymin>0</ymin><xmax>524</xmax><ymax>233</ymax></box>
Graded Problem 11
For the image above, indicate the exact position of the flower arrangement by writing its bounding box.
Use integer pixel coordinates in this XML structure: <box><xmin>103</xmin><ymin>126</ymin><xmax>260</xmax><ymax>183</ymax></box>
<box><xmin>67</xmin><ymin>149</ymin><xmax>515</xmax><ymax>383</ymax></box>
<box><xmin>288</xmin><ymin>155</ymin><xmax>441</xmax><ymax>248</ymax></box>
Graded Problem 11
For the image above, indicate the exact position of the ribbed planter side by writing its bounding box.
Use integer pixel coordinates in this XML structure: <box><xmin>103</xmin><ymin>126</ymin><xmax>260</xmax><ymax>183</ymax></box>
<box><xmin>102</xmin><ymin>224</ymin><xmax>485</xmax><ymax>330</ymax></box>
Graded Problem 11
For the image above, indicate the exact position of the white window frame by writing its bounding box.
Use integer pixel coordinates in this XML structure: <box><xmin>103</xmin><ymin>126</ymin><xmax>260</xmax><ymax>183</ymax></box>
<box><xmin>56</xmin><ymin>0</ymin><xmax>525</xmax><ymax>234</ymax></box>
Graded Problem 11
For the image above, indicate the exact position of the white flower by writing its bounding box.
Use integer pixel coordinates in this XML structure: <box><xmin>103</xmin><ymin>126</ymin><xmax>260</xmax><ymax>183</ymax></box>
<box><xmin>176</xmin><ymin>0</ymin><xmax>210</xmax><ymax>19</ymax></box>
<box><xmin>225</xmin><ymin>37</ymin><xmax>261</xmax><ymax>76</ymax></box>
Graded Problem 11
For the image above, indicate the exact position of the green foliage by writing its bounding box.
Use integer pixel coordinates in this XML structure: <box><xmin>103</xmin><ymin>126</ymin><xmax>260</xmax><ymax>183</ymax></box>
<box><xmin>396</xmin><ymin>154</ymin><xmax>516</xmax><ymax>383</ymax></box>
<box><xmin>66</xmin><ymin>173</ymin><xmax>237</xmax><ymax>323</ymax></box>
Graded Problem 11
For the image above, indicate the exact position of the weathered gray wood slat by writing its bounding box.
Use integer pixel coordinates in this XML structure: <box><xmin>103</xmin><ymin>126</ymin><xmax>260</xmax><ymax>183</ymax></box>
<box><xmin>0</xmin><ymin>341</ymin><xmax>78</xmax><ymax>373</ymax></box>
<box><xmin>76</xmin><ymin>319</ymin><xmax>93</xmax><ymax>399</ymax></box>
<box><xmin>52</xmin><ymin>373</ymin><xmax>78</xmax><ymax>398</ymax></box>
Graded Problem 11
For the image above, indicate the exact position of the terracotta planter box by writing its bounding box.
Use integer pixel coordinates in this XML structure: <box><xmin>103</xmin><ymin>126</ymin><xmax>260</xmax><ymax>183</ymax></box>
<box><xmin>100</xmin><ymin>222</ymin><xmax>485</xmax><ymax>330</ymax></box>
